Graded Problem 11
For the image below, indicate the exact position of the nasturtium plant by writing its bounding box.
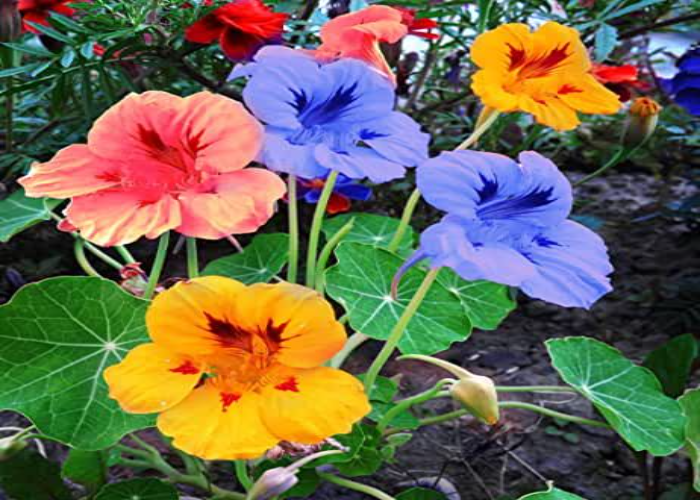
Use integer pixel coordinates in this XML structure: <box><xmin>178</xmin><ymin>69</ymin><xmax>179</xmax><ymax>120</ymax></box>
<box><xmin>547</xmin><ymin>337</ymin><xmax>687</xmax><ymax>456</ymax></box>
<box><xmin>0</xmin><ymin>277</ymin><xmax>153</xmax><ymax>449</ymax></box>
<box><xmin>1</xmin><ymin>0</ymin><xmax>697</xmax><ymax>498</ymax></box>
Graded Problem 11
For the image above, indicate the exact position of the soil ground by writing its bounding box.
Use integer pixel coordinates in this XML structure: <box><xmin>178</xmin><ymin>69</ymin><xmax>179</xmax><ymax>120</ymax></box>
<box><xmin>0</xmin><ymin>170</ymin><xmax>698</xmax><ymax>500</ymax></box>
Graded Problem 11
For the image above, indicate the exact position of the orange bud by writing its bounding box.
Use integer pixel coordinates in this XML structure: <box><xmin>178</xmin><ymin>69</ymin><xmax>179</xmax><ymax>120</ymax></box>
<box><xmin>622</xmin><ymin>97</ymin><xmax>661</xmax><ymax>149</ymax></box>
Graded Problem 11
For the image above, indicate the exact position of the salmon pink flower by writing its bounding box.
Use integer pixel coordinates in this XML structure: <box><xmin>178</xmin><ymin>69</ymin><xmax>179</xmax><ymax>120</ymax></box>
<box><xmin>185</xmin><ymin>0</ymin><xmax>287</xmax><ymax>61</ymax></box>
<box><xmin>592</xmin><ymin>63</ymin><xmax>649</xmax><ymax>102</ymax></box>
<box><xmin>104</xmin><ymin>277</ymin><xmax>371</xmax><ymax>460</ymax></box>
<box><xmin>313</xmin><ymin>5</ymin><xmax>409</xmax><ymax>84</ymax></box>
<box><xmin>19</xmin><ymin>91</ymin><xmax>285</xmax><ymax>247</ymax></box>
<box><xmin>18</xmin><ymin>0</ymin><xmax>75</xmax><ymax>33</ymax></box>
<box><xmin>470</xmin><ymin>22</ymin><xmax>622</xmax><ymax>131</ymax></box>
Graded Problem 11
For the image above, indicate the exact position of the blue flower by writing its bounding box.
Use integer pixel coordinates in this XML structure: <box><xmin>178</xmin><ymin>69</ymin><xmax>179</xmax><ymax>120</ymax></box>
<box><xmin>666</xmin><ymin>45</ymin><xmax>700</xmax><ymax>116</ymax></box>
<box><xmin>296</xmin><ymin>173</ymin><xmax>372</xmax><ymax>214</ymax></box>
<box><xmin>230</xmin><ymin>46</ymin><xmax>430</xmax><ymax>182</ymax></box>
<box><xmin>400</xmin><ymin>150</ymin><xmax>613</xmax><ymax>309</ymax></box>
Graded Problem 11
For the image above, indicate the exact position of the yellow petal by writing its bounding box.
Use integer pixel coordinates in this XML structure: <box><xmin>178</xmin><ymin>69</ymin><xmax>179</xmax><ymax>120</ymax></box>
<box><xmin>104</xmin><ymin>343</ymin><xmax>202</xmax><ymax>414</ymax></box>
<box><xmin>529</xmin><ymin>22</ymin><xmax>590</xmax><ymax>75</ymax></box>
<box><xmin>471</xmin><ymin>69</ymin><xmax>520</xmax><ymax>112</ymax></box>
<box><xmin>557</xmin><ymin>74</ymin><xmax>622</xmax><ymax>115</ymax></box>
<box><xmin>518</xmin><ymin>94</ymin><xmax>581</xmax><ymax>131</ymax></box>
<box><xmin>260</xmin><ymin>367</ymin><xmax>371</xmax><ymax>444</ymax></box>
<box><xmin>470</xmin><ymin>23</ymin><xmax>532</xmax><ymax>72</ymax></box>
<box><xmin>147</xmin><ymin>276</ymin><xmax>247</xmax><ymax>357</ymax></box>
<box><xmin>157</xmin><ymin>380</ymin><xmax>279</xmax><ymax>460</ymax></box>
<box><xmin>229</xmin><ymin>283</ymin><xmax>347</xmax><ymax>368</ymax></box>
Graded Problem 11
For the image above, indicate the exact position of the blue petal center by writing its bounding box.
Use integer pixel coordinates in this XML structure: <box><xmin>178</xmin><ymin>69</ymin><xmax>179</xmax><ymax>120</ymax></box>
<box><xmin>294</xmin><ymin>83</ymin><xmax>360</xmax><ymax>127</ymax></box>
<box><xmin>475</xmin><ymin>174</ymin><xmax>558</xmax><ymax>220</ymax></box>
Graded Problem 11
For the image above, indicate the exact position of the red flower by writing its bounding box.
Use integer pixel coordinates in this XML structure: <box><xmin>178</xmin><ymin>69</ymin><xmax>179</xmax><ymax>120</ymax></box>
<box><xmin>393</xmin><ymin>6</ymin><xmax>438</xmax><ymax>40</ymax></box>
<box><xmin>18</xmin><ymin>0</ymin><xmax>75</xmax><ymax>33</ymax></box>
<box><xmin>185</xmin><ymin>0</ymin><xmax>287</xmax><ymax>61</ymax></box>
<box><xmin>592</xmin><ymin>63</ymin><xmax>650</xmax><ymax>102</ymax></box>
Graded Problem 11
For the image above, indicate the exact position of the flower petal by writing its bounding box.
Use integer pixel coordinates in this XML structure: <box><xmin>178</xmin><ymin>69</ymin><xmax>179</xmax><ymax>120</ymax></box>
<box><xmin>520</xmin><ymin>220</ymin><xmax>613</xmax><ymax>308</ymax></box>
<box><xmin>104</xmin><ymin>343</ymin><xmax>202</xmax><ymax>414</ymax></box>
<box><xmin>557</xmin><ymin>74</ymin><xmax>621</xmax><ymax>115</ymax></box>
<box><xmin>19</xmin><ymin>145</ymin><xmax>122</xmax><ymax>199</ymax></box>
<box><xmin>176</xmin><ymin>168</ymin><xmax>285</xmax><ymax>239</ymax></box>
<box><xmin>315</xmin><ymin>144</ymin><xmax>406</xmax><ymax>183</ymax></box>
<box><xmin>64</xmin><ymin>189</ymin><xmax>181</xmax><ymax>246</ymax></box>
<box><xmin>260</xmin><ymin>367</ymin><xmax>370</xmax><ymax>443</ymax></box>
<box><xmin>158</xmin><ymin>380</ymin><xmax>278</xmax><ymax>460</ymax></box>
<box><xmin>360</xmin><ymin>111</ymin><xmax>430</xmax><ymax>167</ymax></box>
<box><xmin>260</xmin><ymin>129</ymin><xmax>328</xmax><ymax>178</ymax></box>
<box><xmin>147</xmin><ymin>276</ymin><xmax>248</xmax><ymax>357</ymax></box>
<box><xmin>185</xmin><ymin>13</ymin><xmax>224</xmax><ymax>44</ymax></box>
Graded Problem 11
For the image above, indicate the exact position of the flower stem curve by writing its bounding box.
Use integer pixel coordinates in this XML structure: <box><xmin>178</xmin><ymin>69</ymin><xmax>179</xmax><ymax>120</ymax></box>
<box><xmin>305</xmin><ymin>170</ymin><xmax>339</xmax><ymax>287</ymax></box>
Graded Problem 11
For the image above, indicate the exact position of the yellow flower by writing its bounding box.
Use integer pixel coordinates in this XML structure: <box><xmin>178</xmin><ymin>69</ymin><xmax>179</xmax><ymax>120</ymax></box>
<box><xmin>104</xmin><ymin>277</ymin><xmax>370</xmax><ymax>460</ymax></box>
<box><xmin>470</xmin><ymin>22</ymin><xmax>621</xmax><ymax>131</ymax></box>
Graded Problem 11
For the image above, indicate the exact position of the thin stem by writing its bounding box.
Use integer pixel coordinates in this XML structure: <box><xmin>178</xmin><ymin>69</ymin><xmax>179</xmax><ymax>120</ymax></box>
<box><xmin>317</xmin><ymin>472</ymin><xmax>395</xmax><ymax>500</ymax></box>
<box><xmin>574</xmin><ymin>147</ymin><xmax>632</xmax><ymax>187</ymax></box>
<box><xmin>49</xmin><ymin>213</ymin><xmax>124</xmax><ymax>270</ymax></box>
<box><xmin>234</xmin><ymin>461</ymin><xmax>253</xmax><ymax>492</ymax></box>
<box><xmin>315</xmin><ymin>217</ymin><xmax>354</xmax><ymax>292</ymax></box>
<box><xmin>496</xmin><ymin>385</ymin><xmax>578</xmax><ymax>394</ymax></box>
<box><xmin>456</xmin><ymin>107</ymin><xmax>500</xmax><ymax>150</ymax></box>
<box><xmin>186</xmin><ymin>237</ymin><xmax>199</xmax><ymax>279</ymax></box>
<box><xmin>477</xmin><ymin>0</ymin><xmax>495</xmax><ymax>33</ymax></box>
<box><xmin>329</xmin><ymin>332</ymin><xmax>368</xmax><ymax>368</ymax></box>
<box><xmin>387</xmin><ymin>188</ymin><xmax>422</xmax><ymax>254</ymax></box>
<box><xmin>144</xmin><ymin>232</ymin><xmax>170</xmax><ymax>300</ymax></box>
<box><xmin>305</xmin><ymin>170</ymin><xmax>339</xmax><ymax>287</ymax></box>
<box><xmin>405</xmin><ymin>39</ymin><xmax>440</xmax><ymax>111</ymax></box>
<box><xmin>499</xmin><ymin>402</ymin><xmax>611</xmax><ymax>429</ymax></box>
<box><xmin>363</xmin><ymin>269</ymin><xmax>440</xmax><ymax>394</ymax></box>
<box><xmin>73</xmin><ymin>240</ymin><xmax>102</xmax><ymax>278</ymax></box>
<box><xmin>377</xmin><ymin>379</ymin><xmax>453</xmax><ymax>433</ymax></box>
<box><xmin>287</xmin><ymin>174</ymin><xmax>299</xmax><ymax>284</ymax></box>
<box><xmin>115</xmin><ymin>245</ymin><xmax>136</xmax><ymax>264</ymax></box>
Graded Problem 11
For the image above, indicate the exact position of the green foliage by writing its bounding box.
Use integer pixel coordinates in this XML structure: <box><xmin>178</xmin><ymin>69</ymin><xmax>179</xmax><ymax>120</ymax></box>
<box><xmin>0</xmin><ymin>190</ymin><xmax>58</xmax><ymax>243</ymax></box>
<box><xmin>94</xmin><ymin>478</ymin><xmax>179</xmax><ymax>500</ymax></box>
<box><xmin>202</xmin><ymin>233</ymin><xmax>290</xmax><ymax>284</ymax></box>
<box><xmin>679</xmin><ymin>388</ymin><xmax>700</xmax><ymax>492</ymax></box>
<box><xmin>62</xmin><ymin>448</ymin><xmax>109</xmax><ymax>494</ymax></box>
<box><xmin>0</xmin><ymin>277</ymin><xmax>154</xmax><ymax>449</ymax></box>
<box><xmin>326</xmin><ymin>243</ymin><xmax>471</xmax><ymax>354</ymax></box>
<box><xmin>333</xmin><ymin>424</ymin><xmax>384</xmax><ymax>477</ymax></box>
<box><xmin>519</xmin><ymin>485</ymin><xmax>587</xmax><ymax>500</ymax></box>
<box><xmin>0</xmin><ymin>448</ymin><xmax>72</xmax><ymax>500</ymax></box>
<box><xmin>322</xmin><ymin>213</ymin><xmax>416</xmax><ymax>254</ymax></box>
<box><xmin>396</xmin><ymin>487</ymin><xmax>448</xmax><ymax>500</ymax></box>
<box><xmin>547</xmin><ymin>337</ymin><xmax>687</xmax><ymax>456</ymax></box>
<box><xmin>644</xmin><ymin>334</ymin><xmax>698</xmax><ymax>397</ymax></box>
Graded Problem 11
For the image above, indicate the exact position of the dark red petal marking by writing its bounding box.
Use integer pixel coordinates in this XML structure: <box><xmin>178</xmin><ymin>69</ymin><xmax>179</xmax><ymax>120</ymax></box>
<box><xmin>205</xmin><ymin>313</ymin><xmax>253</xmax><ymax>351</ymax></box>
<box><xmin>558</xmin><ymin>84</ymin><xmax>582</xmax><ymax>95</ymax></box>
<box><xmin>275</xmin><ymin>377</ymin><xmax>300</xmax><ymax>392</ymax></box>
<box><xmin>220</xmin><ymin>392</ymin><xmax>241</xmax><ymax>411</ymax></box>
<box><xmin>96</xmin><ymin>171</ymin><xmax>122</xmax><ymax>183</ymax></box>
<box><xmin>169</xmin><ymin>360</ymin><xmax>200</xmax><ymax>375</ymax></box>
<box><xmin>507</xmin><ymin>43</ymin><xmax>527</xmax><ymax>71</ymax></box>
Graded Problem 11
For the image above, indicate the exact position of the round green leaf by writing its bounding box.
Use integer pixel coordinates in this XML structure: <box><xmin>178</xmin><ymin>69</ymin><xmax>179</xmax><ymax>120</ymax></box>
<box><xmin>0</xmin><ymin>448</ymin><xmax>73</xmax><ymax>500</ymax></box>
<box><xmin>322</xmin><ymin>213</ymin><xmax>416</xmax><ymax>253</ymax></box>
<box><xmin>519</xmin><ymin>485</ymin><xmax>586</xmax><ymax>500</ymax></box>
<box><xmin>546</xmin><ymin>337</ymin><xmax>686</xmax><ymax>456</ymax></box>
<box><xmin>325</xmin><ymin>243</ymin><xmax>471</xmax><ymax>355</ymax></box>
<box><xmin>644</xmin><ymin>333</ymin><xmax>698</xmax><ymax>398</ymax></box>
<box><xmin>0</xmin><ymin>277</ymin><xmax>154</xmax><ymax>449</ymax></box>
<box><xmin>95</xmin><ymin>478</ymin><xmax>178</xmax><ymax>500</ymax></box>
<box><xmin>202</xmin><ymin>233</ymin><xmax>289</xmax><ymax>284</ymax></box>
<box><xmin>0</xmin><ymin>190</ymin><xmax>58</xmax><ymax>243</ymax></box>
<box><xmin>436</xmin><ymin>269</ymin><xmax>515</xmax><ymax>330</ymax></box>
<box><xmin>679</xmin><ymin>388</ymin><xmax>700</xmax><ymax>492</ymax></box>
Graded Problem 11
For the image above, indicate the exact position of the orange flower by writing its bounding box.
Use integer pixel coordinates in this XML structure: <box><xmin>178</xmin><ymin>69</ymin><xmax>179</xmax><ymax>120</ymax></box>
<box><xmin>314</xmin><ymin>5</ymin><xmax>408</xmax><ymax>84</ymax></box>
<box><xmin>470</xmin><ymin>22</ymin><xmax>621</xmax><ymax>131</ymax></box>
<box><xmin>592</xmin><ymin>63</ymin><xmax>649</xmax><ymax>102</ymax></box>
<box><xmin>19</xmin><ymin>91</ymin><xmax>286</xmax><ymax>247</ymax></box>
<box><xmin>104</xmin><ymin>277</ymin><xmax>370</xmax><ymax>460</ymax></box>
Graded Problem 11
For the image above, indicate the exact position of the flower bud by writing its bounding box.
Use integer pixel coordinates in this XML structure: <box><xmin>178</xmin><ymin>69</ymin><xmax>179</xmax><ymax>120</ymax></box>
<box><xmin>0</xmin><ymin>432</ymin><xmax>28</xmax><ymax>462</ymax></box>
<box><xmin>622</xmin><ymin>97</ymin><xmax>661</xmax><ymax>149</ymax></box>
<box><xmin>247</xmin><ymin>467</ymin><xmax>299</xmax><ymax>500</ymax></box>
<box><xmin>0</xmin><ymin>0</ymin><xmax>21</xmax><ymax>42</ymax></box>
<box><xmin>450</xmin><ymin>374</ymin><xmax>499</xmax><ymax>425</ymax></box>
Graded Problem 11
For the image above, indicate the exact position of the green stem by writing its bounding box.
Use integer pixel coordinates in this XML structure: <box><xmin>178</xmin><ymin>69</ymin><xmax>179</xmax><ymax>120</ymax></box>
<box><xmin>234</xmin><ymin>461</ymin><xmax>253</xmax><ymax>492</ymax></box>
<box><xmin>144</xmin><ymin>232</ymin><xmax>170</xmax><ymax>300</ymax></box>
<box><xmin>305</xmin><ymin>170</ymin><xmax>339</xmax><ymax>287</ymax></box>
<box><xmin>115</xmin><ymin>245</ymin><xmax>136</xmax><ymax>264</ymax></box>
<box><xmin>387</xmin><ymin>188</ymin><xmax>422</xmax><ymax>254</ymax></box>
<box><xmin>477</xmin><ymin>0</ymin><xmax>495</xmax><ymax>33</ymax></box>
<box><xmin>287</xmin><ymin>174</ymin><xmax>299</xmax><ymax>283</ymax></box>
<box><xmin>409</xmin><ymin>409</ymin><xmax>468</xmax><ymax>431</ymax></box>
<box><xmin>363</xmin><ymin>269</ymin><xmax>439</xmax><ymax>394</ymax></box>
<box><xmin>499</xmin><ymin>401</ymin><xmax>611</xmax><ymax>429</ymax></box>
<box><xmin>329</xmin><ymin>332</ymin><xmax>368</xmax><ymax>368</ymax></box>
<box><xmin>49</xmin><ymin>212</ymin><xmax>124</xmax><ymax>270</ymax></box>
<box><xmin>73</xmin><ymin>240</ymin><xmax>102</xmax><ymax>278</ymax></box>
<box><xmin>317</xmin><ymin>472</ymin><xmax>395</xmax><ymax>500</ymax></box>
<box><xmin>456</xmin><ymin>107</ymin><xmax>500</xmax><ymax>150</ymax></box>
<box><xmin>496</xmin><ymin>385</ymin><xmax>578</xmax><ymax>394</ymax></box>
<box><xmin>574</xmin><ymin>147</ymin><xmax>634</xmax><ymax>187</ymax></box>
<box><xmin>377</xmin><ymin>379</ymin><xmax>453</xmax><ymax>433</ymax></box>
<box><xmin>315</xmin><ymin>216</ymin><xmax>354</xmax><ymax>292</ymax></box>
<box><xmin>186</xmin><ymin>237</ymin><xmax>199</xmax><ymax>278</ymax></box>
